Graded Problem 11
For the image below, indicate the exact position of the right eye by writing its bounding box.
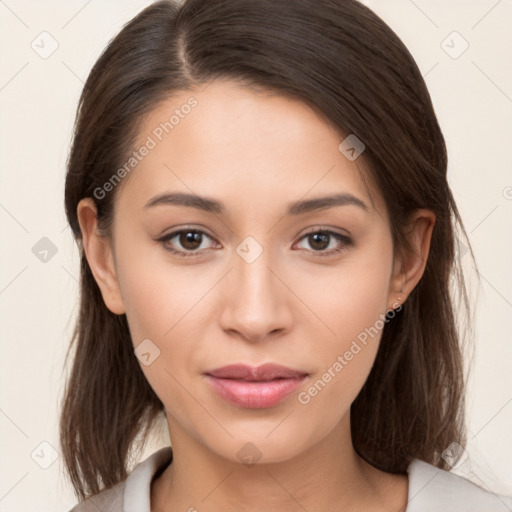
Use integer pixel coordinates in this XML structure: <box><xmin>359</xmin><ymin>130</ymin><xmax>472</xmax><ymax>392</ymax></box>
<box><xmin>156</xmin><ymin>228</ymin><xmax>219</xmax><ymax>258</ymax></box>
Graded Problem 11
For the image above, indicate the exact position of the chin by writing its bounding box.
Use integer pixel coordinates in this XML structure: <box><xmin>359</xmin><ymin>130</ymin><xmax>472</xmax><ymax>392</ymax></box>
<box><xmin>202</xmin><ymin>424</ymin><xmax>322</xmax><ymax>467</ymax></box>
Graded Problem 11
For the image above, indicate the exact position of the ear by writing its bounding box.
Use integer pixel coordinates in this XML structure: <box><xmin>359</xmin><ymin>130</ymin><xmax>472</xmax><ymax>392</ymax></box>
<box><xmin>77</xmin><ymin>198</ymin><xmax>125</xmax><ymax>315</ymax></box>
<box><xmin>387</xmin><ymin>208</ymin><xmax>436</xmax><ymax>311</ymax></box>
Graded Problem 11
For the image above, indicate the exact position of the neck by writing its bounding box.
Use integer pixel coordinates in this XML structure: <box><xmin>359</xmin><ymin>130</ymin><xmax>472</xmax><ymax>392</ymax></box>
<box><xmin>151</xmin><ymin>413</ymin><xmax>409</xmax><ymax>512</ymax></box>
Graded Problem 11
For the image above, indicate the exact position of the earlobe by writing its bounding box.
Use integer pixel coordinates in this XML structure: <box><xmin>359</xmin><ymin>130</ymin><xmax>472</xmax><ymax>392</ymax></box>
<box><xmin>387</xmin><ymin>209</ymin><xmax>436</xmax><ymax>311</ymax></box>
<box><xmin>77</xmin><ymin>198</ymin><xmax>126</xmax><ymax>315</ymax></box>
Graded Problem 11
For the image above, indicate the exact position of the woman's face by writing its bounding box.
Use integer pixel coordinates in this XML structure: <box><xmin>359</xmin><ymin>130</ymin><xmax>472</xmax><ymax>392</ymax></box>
<box><xmin>86</xmin><ymin>79</ymin><xmax>424</xmax><ymax>464</ymax></box>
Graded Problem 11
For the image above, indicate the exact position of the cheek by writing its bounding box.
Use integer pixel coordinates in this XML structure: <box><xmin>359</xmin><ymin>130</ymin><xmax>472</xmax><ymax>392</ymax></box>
<box><xmin>295</xmin><ymin>290</ymin><xmax>387</xmax><ymax>421</ymax></box>
<box><xmin>113</xmin><ymin>240</ymin><xmax>216</xmax><ymax>401</ymax></box>
<box><xmin>291</xmin><ymin>244</ymin><xmax>393</xmax><ymax>406</ymax></box>
<box><xmin>114</xmin><ymin>236</ymin><xmax>206</xmax><ymax>343</ymax></box>
<box><xmin>293</xmin><ymin>243</ymin><xmax>393</xmax><ymax>348</ymax></box>
<box><xmin>115</xmin><ymin>257</ymin><xmax>202</xmax><ymax>417</ymax></box>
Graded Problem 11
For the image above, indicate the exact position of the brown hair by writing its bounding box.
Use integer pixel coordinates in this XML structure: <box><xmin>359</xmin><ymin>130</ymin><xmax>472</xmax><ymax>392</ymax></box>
<box><xmin>60</xmin><ymin>0</ymin><xmax>477</xmax><ymax>501</ymax></box>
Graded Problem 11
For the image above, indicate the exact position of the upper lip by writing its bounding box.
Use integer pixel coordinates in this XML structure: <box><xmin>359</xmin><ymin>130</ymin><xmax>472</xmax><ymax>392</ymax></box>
<box><xmin>205</xmin><ymin>363</ymin><xmax>308</xmax><ymax>381</ymax></box>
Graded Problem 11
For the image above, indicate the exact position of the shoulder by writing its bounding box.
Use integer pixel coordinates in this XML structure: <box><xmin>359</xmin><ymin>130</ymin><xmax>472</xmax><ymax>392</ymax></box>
<box><xmin>68</xmin><ymin>481</ymin><xmax>125</xmax><ymax>512</ymax></box>
<box><xmin>406</xmin><ymin>458</ymin><xmax>512</xmax><ymax>512</ymax></box>
<box><xmin>67</xmin><ymin>447</ymin><xmax>173</xmax><ymax>512</ymax></box>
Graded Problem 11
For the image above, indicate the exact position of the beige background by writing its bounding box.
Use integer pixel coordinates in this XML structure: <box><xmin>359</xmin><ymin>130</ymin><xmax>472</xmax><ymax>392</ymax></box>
<box><xmin>0</xmin><ymin>0</ymin><xmax>511</xmax><ymax>510</ymax></box>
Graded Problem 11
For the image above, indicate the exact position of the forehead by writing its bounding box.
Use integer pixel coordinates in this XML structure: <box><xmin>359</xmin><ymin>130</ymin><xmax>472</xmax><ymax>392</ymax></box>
<box><xmin>117</xmin><ymin>79</ymin><xmax>385</xmax><ymax>219</ymax></box>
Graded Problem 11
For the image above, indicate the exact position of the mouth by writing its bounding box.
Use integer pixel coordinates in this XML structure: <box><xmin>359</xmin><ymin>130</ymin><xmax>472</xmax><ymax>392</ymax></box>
<box><xmin>204</xmin><ymin>363</ymin><xmax>309</xmax><ymax>408</ymax></box>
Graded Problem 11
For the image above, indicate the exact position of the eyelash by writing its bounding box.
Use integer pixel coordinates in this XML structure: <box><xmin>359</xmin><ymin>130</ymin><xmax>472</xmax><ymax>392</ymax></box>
<box><xmin>156</xmin><ymin>227</ymin><xmax>353</xmax><ymax>259</ymax></box>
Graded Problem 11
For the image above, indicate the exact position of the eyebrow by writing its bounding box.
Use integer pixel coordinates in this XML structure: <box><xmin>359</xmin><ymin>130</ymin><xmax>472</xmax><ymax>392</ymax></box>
<box><xmin>143</xmin><ymin>191</ymin><xmax>369</xmax><ymax>215</ymax></box>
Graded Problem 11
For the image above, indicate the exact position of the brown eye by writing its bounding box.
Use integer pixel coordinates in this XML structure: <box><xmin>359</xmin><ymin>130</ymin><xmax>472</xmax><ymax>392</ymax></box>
<box><xmin>157</xmin><ymin>229</ymin><xmax>217</xmax><ymax>258</ymax></box>
<box><xmin>295</xmin><ymin>230</ymin><xmax>352</xmax><ymax>257</ymax></box>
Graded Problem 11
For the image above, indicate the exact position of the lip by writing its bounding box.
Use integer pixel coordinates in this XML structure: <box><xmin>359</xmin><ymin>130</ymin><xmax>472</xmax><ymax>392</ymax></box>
<box><xmin>204</xmin><ymin>363</ymin><xmax>309</xmax><ymax>409</ymax></box>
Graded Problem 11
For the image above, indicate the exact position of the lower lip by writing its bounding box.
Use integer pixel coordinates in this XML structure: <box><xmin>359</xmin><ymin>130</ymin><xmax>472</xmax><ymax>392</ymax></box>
<box><xmin>205</xmin><ymin>375</ymin><xmax>307</xmax><ymax>408</ymax></box>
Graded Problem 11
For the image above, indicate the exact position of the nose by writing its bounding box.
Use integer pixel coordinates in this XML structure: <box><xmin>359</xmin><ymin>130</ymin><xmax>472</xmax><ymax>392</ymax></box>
<box><xmin>218</xmin><ymin>243</ymin><xmax>293</xmax><ymax>343</ymax></box>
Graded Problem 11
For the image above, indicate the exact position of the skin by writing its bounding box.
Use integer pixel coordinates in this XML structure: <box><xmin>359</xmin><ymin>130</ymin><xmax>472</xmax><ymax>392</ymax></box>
<box><xmin>78</xmin><ymin>79</ymin><xmax>435</xmax><ymax>512</ymax></box>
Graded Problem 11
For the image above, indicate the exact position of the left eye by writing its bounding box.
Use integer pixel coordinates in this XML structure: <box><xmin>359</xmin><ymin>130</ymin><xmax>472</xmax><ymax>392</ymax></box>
<box><xmin>294</xmin><ymin>230</ymin><xmax>352</xmax><ymax>256</ymax></box>
<box><xmin>157</xmin><ymin>229</ymin><xmax>352</xmax><ymax>258</ymax></box>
